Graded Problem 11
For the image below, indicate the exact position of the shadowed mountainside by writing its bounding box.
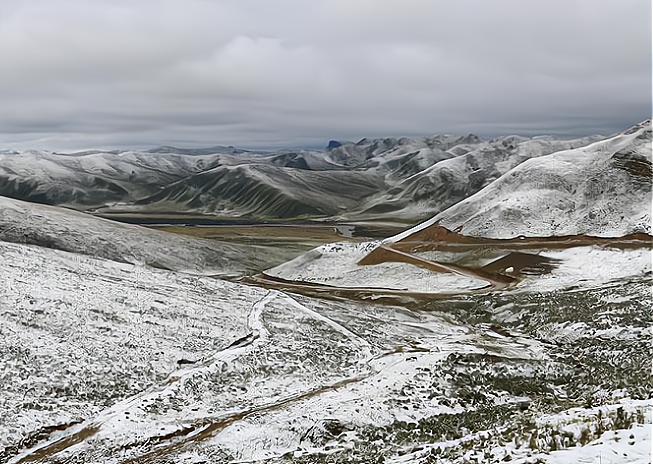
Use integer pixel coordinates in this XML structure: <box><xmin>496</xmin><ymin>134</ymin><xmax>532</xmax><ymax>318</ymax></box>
<box><xmin>131</xmin><ymin>164</ymin><xmax>385</xmax><ymax>219</ymax></box>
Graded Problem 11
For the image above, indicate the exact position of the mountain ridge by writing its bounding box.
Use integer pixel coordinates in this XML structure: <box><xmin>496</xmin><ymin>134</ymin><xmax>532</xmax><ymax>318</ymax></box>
<box><xmin>0</xmin><ymin>126</ymin><xmax>620</xmax><ymax>224</ymax></box>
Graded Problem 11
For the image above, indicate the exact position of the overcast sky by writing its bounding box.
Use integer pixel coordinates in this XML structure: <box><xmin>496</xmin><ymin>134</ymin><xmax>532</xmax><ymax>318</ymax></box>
<box><xmin>1</xmin><ymin>0</ymin><xmax>650</xmax><ymax>151</ymax></box>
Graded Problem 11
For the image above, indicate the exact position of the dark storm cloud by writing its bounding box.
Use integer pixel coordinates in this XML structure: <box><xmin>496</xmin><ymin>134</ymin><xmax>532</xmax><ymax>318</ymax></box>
<box><xmin>0</xmin><ymin>0</ymin><xmax>650</xmax><ymax>151</ymax></box>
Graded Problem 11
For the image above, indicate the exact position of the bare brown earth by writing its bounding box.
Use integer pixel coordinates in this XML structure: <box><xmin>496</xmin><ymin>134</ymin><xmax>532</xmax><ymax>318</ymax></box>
<box><xmin>361</xmin><ymin>222</ymin><xmax>653</xmax><ymax>257</ymax></box>
<box><xmin>244</xmin><ymin>273</ymin><xmax>500</xmax><ymax>309</ymax></box>
<box><xmin>147</xmin><ymin>221</ymin><xmax>651</xmax><ymax>308</ymax></box>
<box><xmin>148</xmin><ymin>223</ymin><xmax>406</xmax><ymax>270</ymax></box>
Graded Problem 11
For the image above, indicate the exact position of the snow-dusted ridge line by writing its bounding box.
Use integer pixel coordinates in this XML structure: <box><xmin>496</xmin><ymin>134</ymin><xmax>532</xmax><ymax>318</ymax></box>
<box><xmin>0</xmin><ymin>124</ymin><xmax>613</xmax><ymax>222</ymax></box>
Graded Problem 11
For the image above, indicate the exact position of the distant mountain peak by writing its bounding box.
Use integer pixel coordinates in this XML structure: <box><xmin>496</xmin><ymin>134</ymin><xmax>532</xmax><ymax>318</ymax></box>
<box><xmin>326</xmin><ymin>140</ymin><xmax>343</xmax><ymax>150</ymax></box>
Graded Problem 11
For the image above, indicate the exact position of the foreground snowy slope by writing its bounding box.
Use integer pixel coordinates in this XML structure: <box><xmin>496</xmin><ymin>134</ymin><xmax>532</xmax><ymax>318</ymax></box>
<box><xmin>1</xmin><ymin>240</ymin><xmax>650</xmax><ymax>463</ymax></box>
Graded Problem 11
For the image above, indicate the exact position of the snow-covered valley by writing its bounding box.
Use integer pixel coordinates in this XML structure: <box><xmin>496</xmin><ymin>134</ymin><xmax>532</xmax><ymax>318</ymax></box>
<box><xmin>0</xmin><ymin>120</ymin><xmax>651</xmax><ymax>463</ymax></box>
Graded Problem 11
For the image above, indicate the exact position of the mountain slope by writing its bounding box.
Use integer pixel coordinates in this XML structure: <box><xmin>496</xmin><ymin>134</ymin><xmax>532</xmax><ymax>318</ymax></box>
<box><xmin>0</xmin><ymin>196</ymin><xmax>263</xmax><ymax>275</ymax></box>
<box><xmin>390</xmin><ymin>120</ymin><xmax>652</xmax><ymax>238</ymax></box>
<box><xmin>3</xmin><ymin>237</ymin><xmax>650</xmax><ymax>463</ymax></box>
<box><xmin>1</xmin><ymin>123</ymin><xmax>652</xmax><ymax>464</ymax></box>
<box><xmin>128</xmin><ymin>164</ymin><xmax>385</xmax><ymax>219</ymax></box>
<box><xmin>345</xmin><ymin>133</ymin><xmax>606</xmax><ymax>221</ymax></box>
<box><xmin>0</xmin><ymin>150</ymin><xmax>238</xmax><ymax>208</ymax></box>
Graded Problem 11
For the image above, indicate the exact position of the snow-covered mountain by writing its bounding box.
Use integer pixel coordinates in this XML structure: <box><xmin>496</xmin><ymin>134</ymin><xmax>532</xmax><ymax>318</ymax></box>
<box><xmin>259</xmin><ymin>120</ymin><xmax>651</xmax><ymax>299</ymax></box>
<box><xmin>128</xmin><ymin>164</ymin><xmax>385</xmax><ymax>218</ymax></box>
<box><xmin>346</xmin><ymin>133</ymin><xmax>607</xmax><ymax>221</ymax></box>
<box><xmin>0</xmin><ymin>129</ymin><xmax>606</xmax><ymax>222</ymax></box>
<box><xmin>397</xmin><ymin>119</ymin><xmax>652</xmax><ymax>238</ymax></box>
<box><xmin>0</xmin><ymin>149</ymin><xmax>227</xmax><ymax>208</ymax></box>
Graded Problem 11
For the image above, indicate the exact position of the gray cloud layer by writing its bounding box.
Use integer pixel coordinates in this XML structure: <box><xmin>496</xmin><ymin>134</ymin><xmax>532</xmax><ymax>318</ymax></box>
<box><xmin>1</xmin><ymin>0</ymin><xmax>650</xmax><ymax>151</ymax></box>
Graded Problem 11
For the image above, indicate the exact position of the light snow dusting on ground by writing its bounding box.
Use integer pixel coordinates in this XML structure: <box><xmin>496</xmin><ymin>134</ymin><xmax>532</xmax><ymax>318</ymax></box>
<box><xmin>0</xmin><ymin>120</ymin><xmax>651</xmax><ymax>463</ymax></box>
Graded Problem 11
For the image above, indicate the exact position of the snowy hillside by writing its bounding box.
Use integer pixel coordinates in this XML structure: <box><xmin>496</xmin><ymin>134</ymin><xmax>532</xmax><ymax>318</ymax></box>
<box><xmin>0</xmin><ymin>149</ymin><xmax>235</xmax><ymax>208</ymax></box>
<box><xmin>259</xmin><ymin>120</ymin><xmax>652</xmax><ymax>299</ymax></box>
<box><xmin>396</xmin><ymin>120</ymin><xmax>652</xmax><ymax>238</ymax></box>
<box><xmin>344</xmin><ymin>133</ymin><xmax>604</xmax><ymax>221</ymax></box>
<box><xmin>1</xmin><ymin>238</ymin><xmax>650</xmax><ymax>463</ymax></box>
<box><xmin>0</xmin><ymin>196</ymin><xmax>265</xmax><ymax>276</ymax></box>
<box><xmin>129</xmin><ymin>164</ymin><xmax>385</xmax><ymax>218</ymax></box>
<box><xmin>1</xmin><ymin>121</ymin><xmax>651</xmax><ymax>463</ymax></box>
